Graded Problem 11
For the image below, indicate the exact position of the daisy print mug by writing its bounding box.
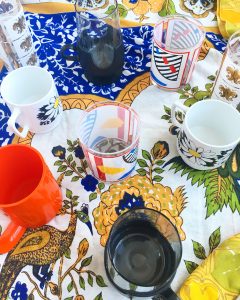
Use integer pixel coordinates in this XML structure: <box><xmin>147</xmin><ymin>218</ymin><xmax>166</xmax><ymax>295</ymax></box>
<box><xmin>0</xmin><ymin>66</ymin><xmax>63</xmax><ymax>138</ymax></box>
<box><xmin>171</xmin><ymin>99</ymin><xmax>240</xmax><ymax>170</ymax></box>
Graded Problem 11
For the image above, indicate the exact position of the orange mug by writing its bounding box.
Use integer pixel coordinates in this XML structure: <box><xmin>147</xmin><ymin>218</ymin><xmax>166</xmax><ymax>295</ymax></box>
<box><xmin>0</xmin><ymin>144</ymin><xmax>62</xmax><ymax>254</ymax></box>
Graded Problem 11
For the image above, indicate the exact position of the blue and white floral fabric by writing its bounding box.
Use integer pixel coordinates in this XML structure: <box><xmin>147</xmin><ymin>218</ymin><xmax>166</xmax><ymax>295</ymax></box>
<box><xmin>0</xmin><ymin>11</ymin><xmax>226</xmax><ymax>146</ymax></box>
<box><xmin>1</xmin><ymin>7</ymin><xmax>236</xmax><ymax>300</ymax></box>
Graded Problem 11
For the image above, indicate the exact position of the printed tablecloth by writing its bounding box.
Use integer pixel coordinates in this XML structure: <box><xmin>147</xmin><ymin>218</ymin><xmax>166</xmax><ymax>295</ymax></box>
<box><xmin>1</xmin><ymin>1</ymin><xmax>239</xmax><ymax>300</ymax></box>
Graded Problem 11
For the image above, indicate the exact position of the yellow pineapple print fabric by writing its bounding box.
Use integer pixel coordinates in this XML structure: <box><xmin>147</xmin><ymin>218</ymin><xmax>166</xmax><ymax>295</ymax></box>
<box><xmin>93</xmin><ymin>174</ymin><xmax>186</xmax><ymax>246</ymax></box>
<box><xmin>179</xmin><ymin>234</ymin><xmax>240</xmax><ymax>300</ymax></box>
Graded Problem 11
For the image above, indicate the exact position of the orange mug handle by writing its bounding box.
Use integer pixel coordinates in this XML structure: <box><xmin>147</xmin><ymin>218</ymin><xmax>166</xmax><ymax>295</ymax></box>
<box><xmin>0</xmin><ymin>221</ymin><xmax>26</xmax><ymax>254</ymax></box>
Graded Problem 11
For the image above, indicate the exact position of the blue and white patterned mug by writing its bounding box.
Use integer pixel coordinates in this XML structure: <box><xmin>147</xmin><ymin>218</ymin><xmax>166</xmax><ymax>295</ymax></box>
<box><xmin>171</xmin><ymin>99</ymin><xmax>240</xmax><ymax>170</ymax></box>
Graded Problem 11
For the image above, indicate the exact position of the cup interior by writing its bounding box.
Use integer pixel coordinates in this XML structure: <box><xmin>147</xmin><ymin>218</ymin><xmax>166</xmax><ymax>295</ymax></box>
<box><xmin>105</xmin><ymin>208</ymin><xmax>182</xmax><ymax>296</ymax></box>
<box><xmin>154</xmin><ymin>16</ymin><xmax>205</xmax><ymax>51</ymax></box>
<box><xmin>79</xmin><ymin>103</ymin><xmax>139</xmax><ymax>156</ymax></box>
<box><xmin>0</xmin><ymin>0</ymin><xmax>20</xmax><ymax>17</ymax></box>
<box><xmin>186</xmin><ymin>100</ymin><xmax>240</xmax><ymax>146</ymax></box>
<box><xmin>0</xmin><ymin>66</ymin><xmax>53</xmax><ymax>106</ymax></box>
<box><xmin>0</xmin><ymin>145</ymin><xmax>43</xmax><ymax>205</ymax></box>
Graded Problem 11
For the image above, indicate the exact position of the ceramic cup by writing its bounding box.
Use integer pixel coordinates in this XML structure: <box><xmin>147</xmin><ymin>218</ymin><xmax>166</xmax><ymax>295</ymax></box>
<box><xmin>0</xmin><ymin>66</ymin><xmax>63</xmax><ymax>138</ymax></box>
<box><xmin>171</xmin><ymin>99</ymin><xmax>240</xmax><ymax>170</ymax></box>
<box><xmin>78</xmin><ymin>102</ymin><xmax>140</xmax><ymax>182</ymax></box>
<box><xmin>151</xmin><ymin>15</ymin><xmax>205</xmax><ymax>91</ymax></box>
<box><xmin>0</xmin><ymin>144</ymin><xmax>62</xmax><ymax>254</ymax></box>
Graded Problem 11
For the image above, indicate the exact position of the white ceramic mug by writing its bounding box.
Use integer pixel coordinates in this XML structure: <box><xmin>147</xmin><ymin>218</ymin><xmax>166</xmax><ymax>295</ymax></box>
<box><xmin>0</xmin><ymin>66</ymin><xmax>63</xmax><ymax>138</ymax></box>
<box><xmin>171</xmin><ymin>99</ymin><xmax>240</xmax><ymax>170</ymax></box>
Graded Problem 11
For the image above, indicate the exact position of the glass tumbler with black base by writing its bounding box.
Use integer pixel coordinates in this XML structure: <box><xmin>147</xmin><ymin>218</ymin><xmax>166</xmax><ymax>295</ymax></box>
<box><xmin>104</xmin><ymin>208</ymin><xmax>182</xmax><ymax>299</ymax></box>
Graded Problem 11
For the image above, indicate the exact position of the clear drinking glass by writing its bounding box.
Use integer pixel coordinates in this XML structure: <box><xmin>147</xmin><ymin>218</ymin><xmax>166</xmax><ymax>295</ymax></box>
<box><xmin>151</xmin><ymin>15</ymin><xmax>205</xmax><ymax>91</ymax></box>
<box><xmin>212</xmin><ymin>30</ymin><xmax>240</xmax><ymax>111</ymax></box>
<box><xmin>104</xmin><ymin>208</ymin><xmax>182</xmax><ymax>299</ymax></box>
<box><xmin>78</xmin><ymin>102</ymin><xmax>140</xmax><ymax>182</ymax></box>
<box><xmin>61</xmin><ymin>0</ymin><xmax>124</xmax><ymax>85</ymax></box>
<box><xmin>0</xmin><ymin>0</ymin><xmax>38</xmax><ymax>71</ymax></box>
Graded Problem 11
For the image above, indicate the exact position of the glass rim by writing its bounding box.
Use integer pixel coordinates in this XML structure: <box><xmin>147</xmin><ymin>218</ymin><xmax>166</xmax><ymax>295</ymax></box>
<box><xmin>228</xmin><ymin>29</ymin><xmax>240</xmax><ymax>43</ymax></box>
<box><xmin>185</xmin><ymin>99</ymin><xmax>240</xmax><ymax>148</ymax></box>
<box><xmin>227</xmin><ymin>29</ymin><xmax>240</xmax><ymax>58</ymax></box>
<box><xmin>0</xmin><ymin>66</ymin><xmax>54</xmax><ymax>107</ymax></box>
<box><xmin>78</xmin><ymin>101</ymin><xmax>140</xmax><ymax>158</ymax></box>
<box><xmin>0</xmin><ymin>0</ymin><xmax>21</xmax><ymax>17</ymax></box>
<box><xmin>154</xmin><ymin>14</ymin><xmax>205</xmax><ymax>52</ymax></box>
<box><xmin>157</xmin><ymin>14</ymin><xmax>204</xmax><ymax>32</ymax></box>
<box><xmin>75</xmin><ymin>0</ymin><xmax>119</xmax><ymax>21</ymax></box>
<box><xmin>105</xmin><ymin>207</ymin><xmax>182</xmax><ymax>289</ymax></box>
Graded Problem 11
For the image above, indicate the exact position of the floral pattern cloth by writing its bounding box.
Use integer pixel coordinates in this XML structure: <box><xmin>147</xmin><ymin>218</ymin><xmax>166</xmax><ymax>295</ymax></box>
<box><xmin>1</xmin><ymin>2</ymin><xmax>239</xmax><ymax>300</ymax></box>
<box><xmin>22</xmin><ymin>0</ymin><xmax>217</xmax><ymax>26</ymax></box>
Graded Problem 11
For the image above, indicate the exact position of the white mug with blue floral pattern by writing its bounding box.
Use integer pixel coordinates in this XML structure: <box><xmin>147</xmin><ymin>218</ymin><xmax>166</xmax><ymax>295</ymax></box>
<box><xmin>171</xmin><ymin>99</ymin><xmax>240</xmax><ymax>170</ymax></box>
<box><xmin>1</xmin><ymin>66</ymin><xmax>63</xmax><ymax>138</ymax></box>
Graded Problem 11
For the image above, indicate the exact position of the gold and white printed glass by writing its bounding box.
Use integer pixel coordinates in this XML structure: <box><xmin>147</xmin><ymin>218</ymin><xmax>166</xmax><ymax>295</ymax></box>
<box><xmin>212</xmin><ymin>30</ymin><xmax>240</xmax><ymax>111</ymax></box>
<box><xmin>0</xmin><ymin>0</ymin><xmax>38</xmax><ymax>71</ymax></box>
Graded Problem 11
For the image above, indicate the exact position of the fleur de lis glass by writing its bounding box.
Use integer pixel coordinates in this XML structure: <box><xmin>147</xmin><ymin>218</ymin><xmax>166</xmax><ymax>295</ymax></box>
<box><xmin>0</xmin><ymin>0</ymin><xmax>38</xmax><ymax>71</ymax></box>
<box><xmin>212</xmin><ymin>30</ymin><xmax>240</xmax><ymax>111</ymax></box>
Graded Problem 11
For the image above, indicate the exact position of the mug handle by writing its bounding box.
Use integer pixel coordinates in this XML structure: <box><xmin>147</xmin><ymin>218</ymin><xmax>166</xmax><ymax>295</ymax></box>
<box><xmin>60</xmin><ymin>44</ymin><xmax>79</xmax><ymax>61</ymax></box>
<box><xmin>8</xmin><ymin>108</ymin><xmax>29</xmax><ymax>138</ymax></box>
<box><xmin>0</xmin><ymin>221</ymin><xmax>26</xmax><ymax>254</ymax></box>
<box><xmin>153</xmin><ymin>288</ymin><xmax>180</xmax><ymax>300</ymax></box>
<box><xmin>171</xmin><ymin>102</ymin><xmax>189</xmax><ymax>128</ymax></box>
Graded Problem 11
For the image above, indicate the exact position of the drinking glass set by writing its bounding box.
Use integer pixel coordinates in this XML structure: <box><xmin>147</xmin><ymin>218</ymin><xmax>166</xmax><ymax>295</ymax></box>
<box><xmin>1</xmin><ymin>0</ymin><xmax>240</xmax><ymax>299</ymax></box>
<box><xmin>0</xmin><ymin>0</ymin><xmax>38</xmax><ymax>70</ymax></box>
